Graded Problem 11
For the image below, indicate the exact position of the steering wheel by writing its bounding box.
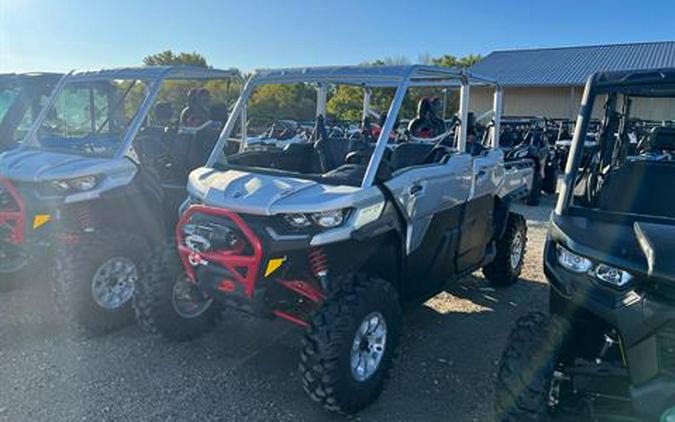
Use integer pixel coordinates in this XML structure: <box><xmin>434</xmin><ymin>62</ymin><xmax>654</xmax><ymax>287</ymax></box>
<box><xmin>135</xmin><ymin>136</ymin><xmax>186</xmax><ymax>176</ymax></box>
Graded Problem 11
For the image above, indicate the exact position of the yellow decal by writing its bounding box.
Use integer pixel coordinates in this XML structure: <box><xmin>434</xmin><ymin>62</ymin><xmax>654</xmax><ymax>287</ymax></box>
<box><xmin>264</xmin><ymin>258</ymin><xmax>286</xmax><ymax>277</ymax></box>
<box><xmin>32</xmin><ymin>214</ymin><xmax>52</xmax><ymax>229</ymax></box>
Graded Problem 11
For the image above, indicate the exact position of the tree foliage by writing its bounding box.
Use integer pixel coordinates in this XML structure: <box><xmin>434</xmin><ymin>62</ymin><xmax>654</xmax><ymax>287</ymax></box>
<box><xmin>143</xmin><ymin>50</ymin><xmax>209</xmax><ymax>67</ymax></box>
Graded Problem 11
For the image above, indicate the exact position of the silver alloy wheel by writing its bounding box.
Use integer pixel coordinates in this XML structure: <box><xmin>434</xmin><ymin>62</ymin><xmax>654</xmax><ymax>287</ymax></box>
<box><xmin>172</xmin><ymin>274</ymin><xmax>213</xmax><ymax>319</ymax></box>
<box><xmin>510</xmin><ymin>231</ymin><xmax>524</xmax><ymax>270</ymax></box>
<box><xmin>91</xmin><ymin>257</ymin><xmax>137</xmax><ymax>310</ymax></box>
<box><xmin>351</xmin><ymin>312</ymin><xmax>387</xmax><ymax>382</ymax></box>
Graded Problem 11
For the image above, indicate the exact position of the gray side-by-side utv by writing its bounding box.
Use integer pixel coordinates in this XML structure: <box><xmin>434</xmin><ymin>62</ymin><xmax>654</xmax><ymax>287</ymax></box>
<box><xmin>496</xmin><ymin>68</ymin><xmax>675</xmax><ymax>421</ymax></box>
<box><xmin>133</xmin><ymin>65</ymin><xmax>531</xmax><ymax>414</ymax></box>
<box><xmin>0</xmin><ymin>65</ymin><xmax>241</xmax><ymax>332</ymax></box>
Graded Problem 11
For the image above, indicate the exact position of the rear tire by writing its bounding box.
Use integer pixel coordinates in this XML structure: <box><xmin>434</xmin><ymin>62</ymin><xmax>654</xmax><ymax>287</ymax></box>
<box><xmin>300</xmin><ymin>273</ymin><xmax>402</xmax><ymax>414</ymax></box>
<box><xmin>495</xmin><ymin>312</ymin><xmax>569</xmax><ymax>422</ymax></box>
<box><xmin>52</xmin><ymin>232</ymin><xmax>145</xmax><ymax>334</ymax></box>
<box><xmin>133</xmin><ymin>241</ymin><xmax>218</xmax><ymax>341</ymax></box>
<box><xmin>483</xmin><ymin>213</ymin><xmax>527</xmax><ymax>287</ymax></box>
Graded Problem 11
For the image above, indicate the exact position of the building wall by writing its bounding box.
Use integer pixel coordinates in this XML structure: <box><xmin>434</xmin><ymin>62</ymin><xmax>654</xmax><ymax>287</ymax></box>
<box><xmin>471</xmin><ymin>86</ymin><xmax>675</xmax><ymax>122</ymax></box>
<box><xmin>470</xmin><ymin>86</ymin><xmax>584</xmax><ymax>120</ymax></box>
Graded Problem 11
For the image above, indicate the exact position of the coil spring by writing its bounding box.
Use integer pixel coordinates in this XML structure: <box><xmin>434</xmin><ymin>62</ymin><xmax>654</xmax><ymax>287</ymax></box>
<box><xmin>308</xmin><ymin>247</ymin><xmax>328</xmax><ymax>276</ymax></box>
<box><xmin>76</xmin><ymin>205</ymin><xmax>94</xmax><ymax>231</ymax></box>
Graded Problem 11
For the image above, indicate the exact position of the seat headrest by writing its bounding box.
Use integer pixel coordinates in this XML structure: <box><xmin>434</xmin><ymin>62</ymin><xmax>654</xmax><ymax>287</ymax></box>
<box><xmin>154</xmin><ymin>102</ymin><xmax>173</xmax><ymax>124</ymax></box>
<box><xmin>647</xmin><ymin>126</ymin><xmax>675</xmax><ymax>151</ymax></box>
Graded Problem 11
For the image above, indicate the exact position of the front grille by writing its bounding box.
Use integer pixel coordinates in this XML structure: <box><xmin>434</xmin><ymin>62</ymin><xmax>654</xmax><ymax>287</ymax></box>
<box><xmin>657</xmin><ymin>323</ymin><xmax>675</xmax><ymax>374</ymax></box>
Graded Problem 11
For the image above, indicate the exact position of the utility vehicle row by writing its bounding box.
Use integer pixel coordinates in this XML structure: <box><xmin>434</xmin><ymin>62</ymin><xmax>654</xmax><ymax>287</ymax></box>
<box><xmin>0</xmin><ymin>64</ymin><xmax>530</xmax><ymax>413</ymax></box>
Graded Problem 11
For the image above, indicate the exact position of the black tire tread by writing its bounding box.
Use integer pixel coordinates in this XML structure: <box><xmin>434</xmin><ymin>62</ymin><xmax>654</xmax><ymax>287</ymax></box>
<box><xmin>52</xmin><ymin>231</ymin><xmax>145</xmax><ymax>334</ymax></box>
<box><xmin>483</xmin><ymin>213</ymin><xmax>527</xmax><ymax>287</ymax></box>
<box><xmin>299</xmin><ymin>273</ymin><xmax>402</xmax><ymax>414</ymax></box>
<box><xmin>133</xmin><ymin>241</ymin><xmax>218</xmax><ymax>341</ymax></box>
<box><xmin>495</xmin><ymin>312</ymin><xmax>569</xmax><ymax>422</ymax></box>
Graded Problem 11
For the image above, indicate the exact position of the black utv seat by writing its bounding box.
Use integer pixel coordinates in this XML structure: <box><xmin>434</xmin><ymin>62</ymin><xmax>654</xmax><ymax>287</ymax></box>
<box><xmin>642</xmin><ymin>126</ymin><xmax>675</xmax><ymax>153</ymax></box>
<box><xmin>596</xmin><ymin>160</ymin><xmax>675</xmax><ymax>218</ymax></box>
<box><xmin>390</xmin><ymin>143</ymin><xmax>435</xmax><ymax>170</ymax></box>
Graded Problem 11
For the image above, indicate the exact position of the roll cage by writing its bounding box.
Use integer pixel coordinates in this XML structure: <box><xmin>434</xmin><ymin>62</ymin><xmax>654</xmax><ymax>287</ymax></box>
<box><xmin>21</xmin><ymin>65</ymin><xmax>242</xmax><ymax>162</ymax></box>
<box><xmin>556</xmin><ymin>68</ymin><xmax>675</xmax><ymax>217</ymax></box>
<box><xmin>207</xmin><ymin>65</ymin><xmax>502</xmax><ymax>188</ymax></box>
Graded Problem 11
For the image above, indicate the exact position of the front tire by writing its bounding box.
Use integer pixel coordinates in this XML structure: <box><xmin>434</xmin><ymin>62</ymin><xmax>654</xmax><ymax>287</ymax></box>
<box><xmin>133</xmin><ymin>242</ymin><xmax>218</xmax><ymax>341</ymax></box>
<box><xmin>52</xmin><ymin>232</ymin><xmax>145</xmax><ymax>334</ymax></box>
<box><xmin>300</xmin><ymin>273</ymin><xmax>402</xmax><ymax>414</ymax></box>
<box><xmin>483</xmin><ymin>213</ymin><xmax>527</xmax><ymax>287</ymax></box>
<box><xmin>495</xmin><ymin>312</ymin><xmax>569</xmax><ymax>421</ymax></box>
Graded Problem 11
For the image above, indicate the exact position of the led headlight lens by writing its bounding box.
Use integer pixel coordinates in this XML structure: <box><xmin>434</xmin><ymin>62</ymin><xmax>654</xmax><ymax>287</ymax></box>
<box><xmin>50</xmin><ymin>175</ymin><xmax>99</xmax><ymax>193</ymax></box>
<box><xmin>284</xmin><ymin>213</ymin><xmax>311</xmax><ymax>228</ymax></box>
<box><xmin>310</xmin><ymin>210</ymin><xmax>345</xmax><ymax>228</ymax></box>
<box><xmin>68</xmin><ymin>175</ymin><xmax>98</xmax><ymax>191</ymax></box>
<box><xmin>556</xmin><ymin>245</ymin><xmax>593</xmax><ymax>273</ymax></box>
<box><xmin>594</xmin><ymin>263</ymin><xmax>633</xmax><ymax>288</ymax></box>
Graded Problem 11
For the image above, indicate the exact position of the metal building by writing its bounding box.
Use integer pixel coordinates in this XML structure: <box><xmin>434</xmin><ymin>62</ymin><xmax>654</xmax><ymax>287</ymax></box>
<box><xmin>469</xmin><ymin>41</ymin><xmax>675</xmax><ymax>120</ymax></box>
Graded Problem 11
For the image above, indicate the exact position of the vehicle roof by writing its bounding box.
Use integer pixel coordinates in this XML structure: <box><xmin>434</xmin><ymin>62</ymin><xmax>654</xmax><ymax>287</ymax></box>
<box><xmin>591</xmin><ymin>67</ymin><xmax>675</xmax><ymax>96</ymax></box>
<box><xmin>251</xmin><ymin>64</ymin><xmax>498</xmax><ymax>88</ymax></box>
<box><xmin>67</xmin><ymin>65</ymin><xmax>240</xmax><ymax>82</ymax></box>
<box><xmin>0</xmin><ymin>72</ymin><xmax>63</xmax><ymax>81</ymax></box>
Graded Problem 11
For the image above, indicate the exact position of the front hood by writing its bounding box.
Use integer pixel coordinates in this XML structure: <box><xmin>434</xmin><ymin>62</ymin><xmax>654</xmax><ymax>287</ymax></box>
<box><xmin>551</xmin><ymin>214</ymin><xmax>650</xmax><ymax>276</ymax></box>
<box><xmin>188</xmin><ymin>167</ymin><xmax>377</xmax><ymax>216</ymax></box>
<box><xmin>0</xmin><ymin>149</ymin><xmax>134</xmax><ymax>182</ymax></box>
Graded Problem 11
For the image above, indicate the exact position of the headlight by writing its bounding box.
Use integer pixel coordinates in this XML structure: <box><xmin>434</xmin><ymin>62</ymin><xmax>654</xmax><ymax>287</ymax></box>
<box><xmin>594</xmin><ymin>263</ymin><xmax>633</xmax><ymax>288</ymax></box>
<box><xmin>284</xmin><ymin>213</ymin><xmax>312</xmax><ymax>228</ymax></box>
<box><xmin>556</xmin><ymin>245</ymin><xmax>593</xmax><ymax>273</ymax></box>
<box><xmin>282</xmin><ymin>209</ymin><xmax>348</xmax><ymax>229</ymax></box>
<box><xmin>69</xmin><ymin>175</ymin><xmax>98</xmax><ymax>191</ymax></box>
<box><xmin>49</xmin><ymin>175</ymin><xmax>99</xmax><ymax>194</ymax></box>
<box><xmin>310</xmin><ymin>210</ymin><xmax>345</xmax><ymax>228</ymax></box>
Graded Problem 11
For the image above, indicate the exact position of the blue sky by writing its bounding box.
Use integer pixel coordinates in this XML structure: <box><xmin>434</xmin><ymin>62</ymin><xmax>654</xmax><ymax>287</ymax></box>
<box><xmin>1</xmin><ymin>0</ymin><xmax>673</xmax><ymax>72</ymax></box>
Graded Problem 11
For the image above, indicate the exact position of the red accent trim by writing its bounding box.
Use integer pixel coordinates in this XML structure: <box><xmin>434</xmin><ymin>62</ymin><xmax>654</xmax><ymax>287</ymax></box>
<box><xmin>217</xmin><ymin>279</ymin><xmax>236</xmax><ymax>293</ymax></box>
<box><xmin>0</xmin><ymin>178</ymin><xmax>25</xmax><ymax>244</ymax></box>
<box><xmin>272</xmin><ymin>310</ymin><xmax>310</xmax><ymax>328</ymax></box>
<box><xmin>277</xmin><ymin>279</ymin><xmax>325</xmax><ymax>303</ymax></box>
<box><xmin>176</xmin><ymin>205</ymin><xmax>263</xmax><ymax>298</ymax></box>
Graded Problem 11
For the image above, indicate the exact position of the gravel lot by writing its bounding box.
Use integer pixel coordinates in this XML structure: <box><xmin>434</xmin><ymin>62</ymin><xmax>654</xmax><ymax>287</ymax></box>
<box><xmin>0</xmin><ymin>196</ymin><xmax>555</xmax><ymax>422</ymax></box>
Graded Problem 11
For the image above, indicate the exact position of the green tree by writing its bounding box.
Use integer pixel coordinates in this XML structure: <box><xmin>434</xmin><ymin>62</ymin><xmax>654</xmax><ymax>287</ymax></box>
<box><xmin>143</xmin><ymin>50</ymin><xmax>209</xmax><ymax>67</ymax></box>
<box><xmin>431</xmin><ymin>54</ymin><xmax>483</xmax><ymax>69</ymax></box>
<box><xmin>248</xmin><ymin>83</ymin><xmax>317</xmax><ymax>128</ymax></box>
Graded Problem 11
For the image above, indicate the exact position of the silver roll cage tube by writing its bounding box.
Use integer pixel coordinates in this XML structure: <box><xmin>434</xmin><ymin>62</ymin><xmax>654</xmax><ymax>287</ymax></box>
<box><xmin>207</xmin><ymin>65</ymin><xmax>501</xmax><ymax>188</ymax></box>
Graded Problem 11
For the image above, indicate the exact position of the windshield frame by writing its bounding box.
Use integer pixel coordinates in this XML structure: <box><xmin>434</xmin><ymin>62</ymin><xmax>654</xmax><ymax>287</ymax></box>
<box><xmin>21</xmin><ymin>66</ymin><xmax>242</xmax><ymax>161</ymax></box>
<box><xmin>207</xmin><ymin>65</ymin><xmax>501</xmax><ymax>188</ymax></box>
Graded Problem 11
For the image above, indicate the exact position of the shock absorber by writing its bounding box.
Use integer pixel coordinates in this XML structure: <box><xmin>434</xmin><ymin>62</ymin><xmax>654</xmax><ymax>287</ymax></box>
<box><xmin>308</xmin><ymin>247</ymin><xmax>329</xmax><ymax>292</ymax></box>
<box><xmin>76</xmin><ymin>205</ymin><xmax>94</xmax><ymax>233</ymax></box>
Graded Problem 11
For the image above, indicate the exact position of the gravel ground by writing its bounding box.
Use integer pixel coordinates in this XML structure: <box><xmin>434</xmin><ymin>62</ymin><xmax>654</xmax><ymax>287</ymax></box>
<box><xmin>0</xmin><ymin>195</ymin><xmax>556</xmax><ymax>422</ymax></box>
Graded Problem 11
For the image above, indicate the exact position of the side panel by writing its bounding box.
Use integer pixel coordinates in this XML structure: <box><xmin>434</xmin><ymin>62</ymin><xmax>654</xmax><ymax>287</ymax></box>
<box><xmin>455</xmin><ymin>194</ymin><xmax>495</xmax><ymax>273</ymax></box>
<box><xmin>383</xmin><ymin>154</ymin><xmax>472</xmax><ymax>302</ymax></box>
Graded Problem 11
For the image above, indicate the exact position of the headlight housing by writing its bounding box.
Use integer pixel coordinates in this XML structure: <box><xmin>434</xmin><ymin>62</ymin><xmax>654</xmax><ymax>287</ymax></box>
<box><xmin>48</xmin><ymin>175</ymin><xmax>100</xmax><ymax>194</ymax></box>
<box><xmin>594</xmin><ymin>263</ymin><xmax>633</xmax><ymax>288</ymax></box>
<box><xmin>310</xmin><ymin>210</ymin><xmax>345</xmax><ymax>228</ymax></box>
<box><xmin>556</xmin><ymin>245</ymin><xmax>593</xmax><ymax>273</ymax></box>
<box><xmin>556</xmin><ymin>244</ymin><xmax>633</xmax><ymax>288</ymax></box>
<box><xmin>282</xmin><ymin>209</ymin><xmax>349</xmax><ymax>229</ymax></box>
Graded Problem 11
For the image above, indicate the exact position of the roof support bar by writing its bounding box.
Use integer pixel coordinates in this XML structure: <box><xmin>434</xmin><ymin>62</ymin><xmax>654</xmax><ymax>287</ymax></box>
<box><xmin>457</xmin><ymin>79</ymin><xmax>470</xmax><ymax>153</ymax></box>
<box><xmin>492</xmin><ymin>88</ymin><xmax>503</xmax><ymax>148</ymax></box>
<box><xmin>316</xmin><ymin>83</ymin><xmax>327</xmax><ymax>117</ymax></box>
